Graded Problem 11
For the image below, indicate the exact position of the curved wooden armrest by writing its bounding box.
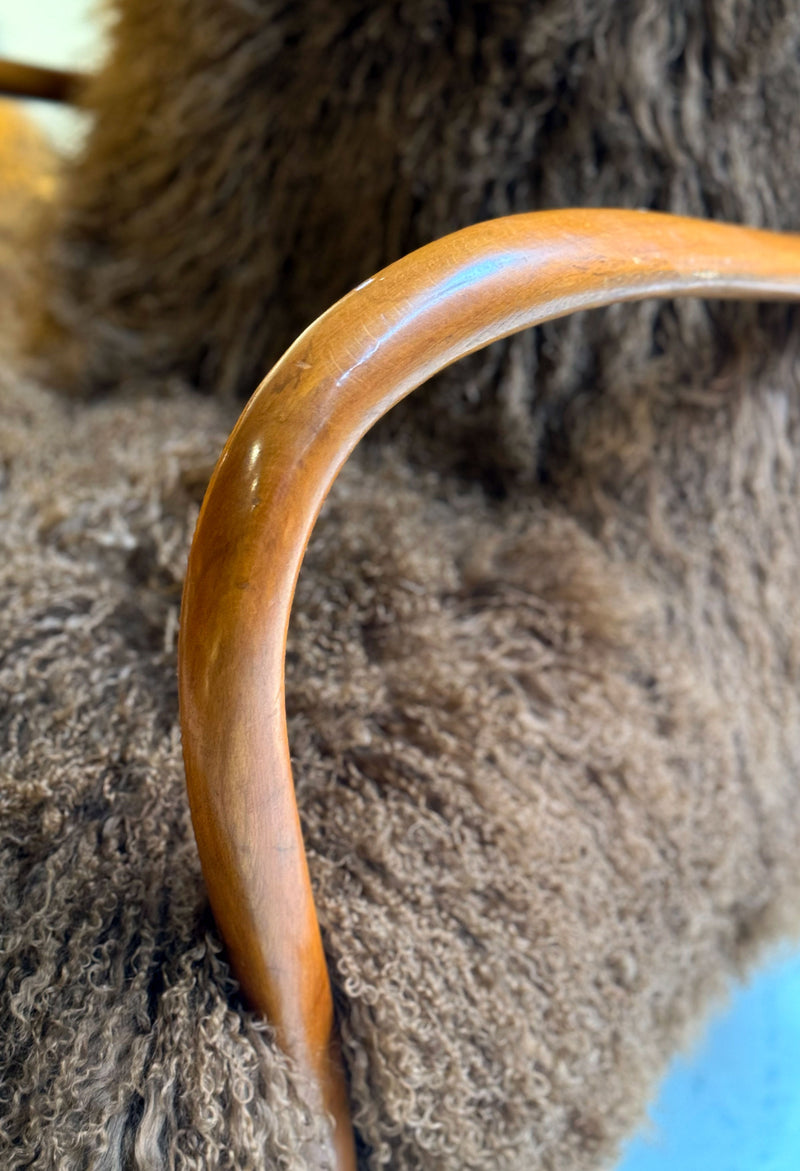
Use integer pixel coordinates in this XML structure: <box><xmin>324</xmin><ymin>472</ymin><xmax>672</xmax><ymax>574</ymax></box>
<box><xmin>178</xmin><ymin>209</ymin><xmax>800</xmax><ymax>1170</ymax></box>
<box><xmin>0</xmin><ymin>58</ymin><xmax>86</xmax><ymax>104</ymax></box>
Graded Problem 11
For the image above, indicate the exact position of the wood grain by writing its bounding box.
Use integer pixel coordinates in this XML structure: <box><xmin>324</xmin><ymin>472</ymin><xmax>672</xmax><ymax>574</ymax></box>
<box><xmin>178</xmin><ymin>209</ymin><xmax>800</xmax><ymax>1169</ymax></box>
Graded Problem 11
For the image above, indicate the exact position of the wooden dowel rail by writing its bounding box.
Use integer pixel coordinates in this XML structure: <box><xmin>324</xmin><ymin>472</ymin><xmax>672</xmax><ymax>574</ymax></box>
<box><xmin>178</xmin><ymin>209</ymin><xmax>800</xmax><ymax>1170</ymax></box>
<box><xmin>0</xmin><ymin>58</ymin><xmax>86</xmax><ymax>104</ymax></box>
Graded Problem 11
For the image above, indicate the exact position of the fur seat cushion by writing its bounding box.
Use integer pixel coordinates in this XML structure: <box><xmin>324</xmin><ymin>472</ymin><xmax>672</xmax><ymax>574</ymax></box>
<box><xmin>4</xmin><ymin>2</ymin><xmax>800</xmax><ymax>1168</ymax></box>
<box><xmin>4</xmin><ymin>364</ymin><xmax>800</xmax><ymax>1171</ymax></box>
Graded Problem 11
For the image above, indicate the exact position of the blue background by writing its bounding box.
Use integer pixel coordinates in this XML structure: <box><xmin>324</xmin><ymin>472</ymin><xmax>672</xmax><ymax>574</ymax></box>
<box><xmin>619</xmin><ymin>949</ymin><xmax>800</xmax><ymax>1171</ymax></box>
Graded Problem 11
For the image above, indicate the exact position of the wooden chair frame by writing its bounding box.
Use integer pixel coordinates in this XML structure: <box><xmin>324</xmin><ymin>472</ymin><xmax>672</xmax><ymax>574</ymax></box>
<box><xmin>177</xmin><ymin>209</ymin><xmax>800</xmax><ymax>1169</ymax></box>
<box><xmin>0</xmin><ymin>57</ymin><xmax>85</xmax><ymax>104</ymax></box>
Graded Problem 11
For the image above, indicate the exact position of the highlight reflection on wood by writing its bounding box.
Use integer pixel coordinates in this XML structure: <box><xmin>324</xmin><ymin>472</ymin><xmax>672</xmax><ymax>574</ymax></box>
<box><xmin>178</xmin><ymin>210</ymin><xmax>800</xmax><ymax>1170</ymax></box>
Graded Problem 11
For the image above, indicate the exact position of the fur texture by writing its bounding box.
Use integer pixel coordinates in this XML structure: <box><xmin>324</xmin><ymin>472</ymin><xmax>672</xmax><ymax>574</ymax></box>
<box><xmin>37</xmin><ymin>0</ymin><xmax>800</xmax><ymax>480</ymax></box>
<box><xmin>4</xmin><ymin>2</ymin><xmax>800</xmax><ymax>1169</ymax></box>
<box><xmin>4</xmin><ymin>365</ymin><xmax>800</xmax><ymax>1171</ymax></box>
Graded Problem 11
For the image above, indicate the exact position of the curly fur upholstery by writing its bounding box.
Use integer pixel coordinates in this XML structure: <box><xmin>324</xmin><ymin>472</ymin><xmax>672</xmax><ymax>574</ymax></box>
<box><xmin>3</xmin><ymin>2</ymin><xmax>800</xmax><ymax>1169</ymax></box>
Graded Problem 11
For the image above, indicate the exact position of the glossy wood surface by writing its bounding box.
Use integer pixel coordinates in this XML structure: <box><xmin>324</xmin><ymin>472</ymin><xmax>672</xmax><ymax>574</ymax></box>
<box><xmin>178</xmin><ymin>210</ymin><xmax>800</xmax><ymax>1169</ymax></box>
<box><xmin>0</xmin><ymin>58</ymin><xmax>85</xmax><ymax>104</ymax></box>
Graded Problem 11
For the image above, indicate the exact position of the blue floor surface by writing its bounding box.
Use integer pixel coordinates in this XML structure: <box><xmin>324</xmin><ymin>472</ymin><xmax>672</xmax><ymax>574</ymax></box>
<box><xmin>617</xmin><ymin>949</ymin><xmax>800</xmax><ymax>1171</ymax></box>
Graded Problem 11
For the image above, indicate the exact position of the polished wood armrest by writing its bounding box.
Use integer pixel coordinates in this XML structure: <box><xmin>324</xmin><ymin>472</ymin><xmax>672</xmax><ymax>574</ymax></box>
<box><xmin>178</xmin><ymin>209</ymin><xmax>800</xmax><ymax>1170</ymax></box>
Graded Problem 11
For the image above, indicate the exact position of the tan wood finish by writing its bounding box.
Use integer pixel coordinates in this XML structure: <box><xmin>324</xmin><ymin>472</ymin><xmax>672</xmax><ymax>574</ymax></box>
<box><xmin>178</xmin><ymin>209</ymin><xmax>800</xmax><ymax>1169</ymax></box>
<box><xmin>0</xmin><ymin>58</ymin><xmax>86</xmax><ymax>104</ymax></box>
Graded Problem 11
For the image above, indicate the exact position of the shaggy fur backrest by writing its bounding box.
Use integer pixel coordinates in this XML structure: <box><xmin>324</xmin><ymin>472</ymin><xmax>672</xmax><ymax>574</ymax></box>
<box><xmin>40</xmin><ymin>1</ymin><xmax>800</xmax><ymax>474</ymax></box>
<box><xmin>3</xmin><ymin>3</ymin><xmax>800</xmax><ymax>1170</ymax></box>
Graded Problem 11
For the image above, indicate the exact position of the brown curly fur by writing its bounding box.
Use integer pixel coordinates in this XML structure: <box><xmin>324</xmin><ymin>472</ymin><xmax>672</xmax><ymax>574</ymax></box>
<box><xmin>36</xmin><ymin>0</ymin><xmax>800</xmax><ymax>480</ymax></box>
<box><xmin>4</xmin><ymin>2</ymin><xmax>800</xmax><ymax>1169</ymax></box>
